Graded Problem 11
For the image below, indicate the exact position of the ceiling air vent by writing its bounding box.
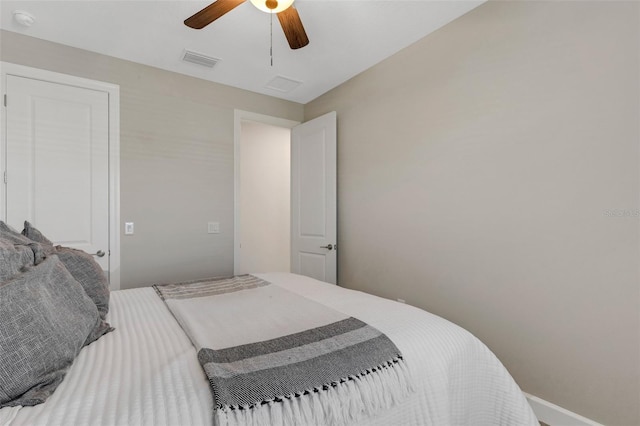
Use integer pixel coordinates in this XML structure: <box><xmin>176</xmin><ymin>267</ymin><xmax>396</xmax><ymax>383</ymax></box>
<box><xmin>265</xmin><ymin>76</ymin><xmax>302</xmax><ymax>93</ymax></box>
<box><xmin>182</xmin><ymin>50</ymin><xmax>219</xmax><ymax>68</ymax></box>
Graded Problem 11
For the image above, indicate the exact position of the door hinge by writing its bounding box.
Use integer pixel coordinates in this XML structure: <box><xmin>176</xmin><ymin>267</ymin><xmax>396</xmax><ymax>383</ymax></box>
<box><xmin>3</xmin><ymin>94</ymin><xmax>6</xmax><ymax>107</ymax></box>
<box><xmin>3</xmin><ymin>171</ymin><xmax>6</xmax><ymax>184</ymax></box>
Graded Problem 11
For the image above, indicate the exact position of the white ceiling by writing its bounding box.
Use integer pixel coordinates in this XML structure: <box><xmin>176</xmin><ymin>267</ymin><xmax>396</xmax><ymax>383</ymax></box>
<box><xmin>0</xmin><ymin>0</ymin><xmax>483</xmax><ymax>104</ymax></box>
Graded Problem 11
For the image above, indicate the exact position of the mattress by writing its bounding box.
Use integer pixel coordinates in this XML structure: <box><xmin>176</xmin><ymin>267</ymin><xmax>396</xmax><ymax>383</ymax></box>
<box><xmin>1</xmin><ymin>272</ymin><xmax>537</xmax><ymax>426</ymax></box>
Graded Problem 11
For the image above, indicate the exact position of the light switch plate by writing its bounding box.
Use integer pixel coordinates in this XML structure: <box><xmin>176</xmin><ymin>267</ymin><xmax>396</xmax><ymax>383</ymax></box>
<box><xmin>125</xmin><ymin>222</ymin><xmax>134</xmax><ymax>235</ymax></box>
<box><xmin>208</xmin><ymin>222</ymin><xmax>220</xmax><ymax>234</ymax></box>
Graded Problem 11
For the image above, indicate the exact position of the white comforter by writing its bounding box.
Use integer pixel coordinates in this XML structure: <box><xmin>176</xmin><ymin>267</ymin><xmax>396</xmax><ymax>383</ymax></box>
<box><xmin>1</xmin><ymin>272</ymin><xmax>537</xmax><ymax>426</ymax></box>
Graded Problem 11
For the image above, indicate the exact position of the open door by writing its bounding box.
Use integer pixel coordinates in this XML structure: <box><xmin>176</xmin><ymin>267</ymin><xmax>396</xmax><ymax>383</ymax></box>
<box><xmin>290</xmin><ymin>111</ymin><xmax>337</xmax><ymax>284</ymax></box>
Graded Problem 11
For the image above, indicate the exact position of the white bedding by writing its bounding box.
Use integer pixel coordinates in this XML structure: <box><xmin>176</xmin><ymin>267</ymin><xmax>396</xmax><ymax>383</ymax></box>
<box><xmin>1</xmin><ymin>272</ymin><xmax>537</xmax><ymax>426</ymax></box>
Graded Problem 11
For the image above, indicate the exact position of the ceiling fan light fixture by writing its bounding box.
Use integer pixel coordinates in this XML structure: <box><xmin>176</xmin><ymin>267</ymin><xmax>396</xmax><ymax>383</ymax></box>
<box><xmin>250</xmin><ymin>0</ymin><xmax>295</xmax><ymax>14</ymax></box>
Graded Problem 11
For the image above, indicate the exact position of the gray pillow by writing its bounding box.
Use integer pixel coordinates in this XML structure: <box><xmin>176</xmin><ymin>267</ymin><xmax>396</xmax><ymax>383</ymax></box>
<box><xmin>22</xmin><ymin>220</ymin><xmax>53</xmax><ymax>245</ymax></box>
<box><xmin>56</xmin><ymin>247</ymin><xmax>111</xmax><ymax>320</ymax></box>
<box><xmin>0</xmin><ymin>222</ymin><xmax>47</xmax><ymax>265</ymax></box>
<box><xmin>0</xmin><ymin>221</ymin><xmax>30</xmax><ymax>244</ymax></box>
<box><xmin>0</xmin><ymin>239</ymin><xmax>35</xmax><ymax>281</ymax></box>
<box><xmin>0</xmin><ymin>256</ymin><xmax>112</xmax><ymax>408</ymax></box>
<box><xmin>21</xmin><ymin>221</ymin><xmax>110</xmax><ymax>320</ymax></box>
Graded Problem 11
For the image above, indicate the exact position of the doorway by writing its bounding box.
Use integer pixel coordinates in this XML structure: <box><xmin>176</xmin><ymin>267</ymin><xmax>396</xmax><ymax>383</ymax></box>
<box><xmin>234</xmin><ymin>110</ymin><xmax>337</xmax><ymax>283</ymax></box>
<box><xmin>233</xmin><ymin>110</ymin><xmax>299</xmax><ymax>275</ymax></box>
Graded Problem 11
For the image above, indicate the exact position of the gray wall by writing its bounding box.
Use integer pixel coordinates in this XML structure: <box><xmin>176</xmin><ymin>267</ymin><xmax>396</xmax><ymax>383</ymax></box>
<box><xmin>0</xmin><ymin>30</ymin><xmax>304</xmax><ymax>289</ymax></box>
<box><xmin>305</xmin><ymin>1</ymin><xmax>639</xmax><ymax>425</ymax></box>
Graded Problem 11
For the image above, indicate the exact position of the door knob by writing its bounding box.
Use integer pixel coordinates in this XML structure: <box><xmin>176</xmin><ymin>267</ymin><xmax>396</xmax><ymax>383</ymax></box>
<box><xmin>93</xmin><ymin>250</ymin><xmax>106</xmax><ymax>258</ymax></box>
<box><xmin>320</xmin><ymin>244</ymin><xmax>334</xmax><ymax>251</ymax></box>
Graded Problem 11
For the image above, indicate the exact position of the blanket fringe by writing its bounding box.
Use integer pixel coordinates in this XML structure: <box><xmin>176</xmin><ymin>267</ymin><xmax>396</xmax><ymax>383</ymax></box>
<box><xmin>215</xmin><ymin>357</ymin><xmax>413</xmax><ymax>426</ymax></box>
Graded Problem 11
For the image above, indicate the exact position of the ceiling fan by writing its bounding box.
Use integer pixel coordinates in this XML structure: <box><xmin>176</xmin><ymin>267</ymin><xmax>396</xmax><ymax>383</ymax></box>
<box><xmin>185</xmin><ymin>0</ymin><xmax>309</xmax><ymax>50</ymax></box>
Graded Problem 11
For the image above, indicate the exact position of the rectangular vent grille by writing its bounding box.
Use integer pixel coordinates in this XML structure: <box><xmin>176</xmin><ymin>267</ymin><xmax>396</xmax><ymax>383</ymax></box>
<box><xmin>265</xmin><ymin>76</ymin><xmax>302</xmax><ymax>93</ymax></box>
<box><xmin>182</xmin><ymin>50</ymin><xmax>219</xmax><ymax>68</ymax></box>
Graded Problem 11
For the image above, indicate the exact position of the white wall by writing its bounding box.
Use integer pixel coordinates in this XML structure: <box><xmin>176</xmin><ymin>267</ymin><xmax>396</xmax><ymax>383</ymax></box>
<box><xmin>305</xmin><ymin>2</ymin><xmax>640</xmax><ymax>425</ymax></box>
<box><xmin>238</xmin><ymin>120</ymin><xmax>291</xmax><ymax>274</ymax></box>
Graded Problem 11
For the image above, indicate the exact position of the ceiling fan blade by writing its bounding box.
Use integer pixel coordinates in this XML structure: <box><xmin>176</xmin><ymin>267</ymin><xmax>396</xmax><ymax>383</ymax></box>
<box><xmin>277</xmin><ymin>6</ymin><xmax>309</xmax><ymax>49</ymax></box>
<box><xmin>185</xmin><ymin>0</ymin><xmax>246</xmax><ymax>29</ymax></box>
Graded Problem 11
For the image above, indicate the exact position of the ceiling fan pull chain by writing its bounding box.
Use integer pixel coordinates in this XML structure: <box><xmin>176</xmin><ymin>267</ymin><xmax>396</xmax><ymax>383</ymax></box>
<box><xmin>270</xmin><ymin>11</ymin><xmax>273</xmax><ymax>66</ymax></box>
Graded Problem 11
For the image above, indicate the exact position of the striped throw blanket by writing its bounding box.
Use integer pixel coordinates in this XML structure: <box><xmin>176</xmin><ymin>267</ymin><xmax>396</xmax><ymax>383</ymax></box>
<box><xmin>154</xmin><ymin>275</ymin><xmax>412</xmax><ymax>426</ymax></box>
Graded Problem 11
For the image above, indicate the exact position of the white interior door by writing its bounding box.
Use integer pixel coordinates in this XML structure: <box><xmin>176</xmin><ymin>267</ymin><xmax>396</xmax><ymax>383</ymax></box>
<box><xmin>290</xmin><ymin>111</ymin><xmax>337</xmax><ymax>284</ymax></box>
<box><xmin>4</xmin><ymin>74</ymin><xmax>110</xmax><ymax>271</ymax></box>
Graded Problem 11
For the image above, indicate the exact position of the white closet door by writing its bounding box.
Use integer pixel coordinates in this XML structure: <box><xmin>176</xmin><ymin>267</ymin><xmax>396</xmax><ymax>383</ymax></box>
<box><xmin>290</xmin><ymin>111</ymin><xmax>337</xmax><ymax>284</ymax></box>
<box><xmin>5</xmin><ymin>75</ymin><xmax>110</xmax><ymax>270</ymax></box>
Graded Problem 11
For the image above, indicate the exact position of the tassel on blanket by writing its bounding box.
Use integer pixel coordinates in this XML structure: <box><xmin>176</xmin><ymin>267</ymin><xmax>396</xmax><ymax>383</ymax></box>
<box><xmin>214</xmin><ymin>357</ymin><xmax>413</xmax><ymax>426</ymax></box>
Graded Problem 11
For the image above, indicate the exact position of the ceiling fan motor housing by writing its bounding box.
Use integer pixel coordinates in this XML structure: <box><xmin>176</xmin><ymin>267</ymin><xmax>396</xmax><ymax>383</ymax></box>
<box><xmin>266</xmin><ymin>0</ymin><xmax>278</xmax><ymax>10</ymax></box>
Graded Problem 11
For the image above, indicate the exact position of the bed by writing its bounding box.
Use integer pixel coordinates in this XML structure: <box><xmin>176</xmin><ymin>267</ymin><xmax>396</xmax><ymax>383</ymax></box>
<box><xmin>1</xmin><ymin>268</ymin><xmax>538</xmax><ymax>426</ymax></box>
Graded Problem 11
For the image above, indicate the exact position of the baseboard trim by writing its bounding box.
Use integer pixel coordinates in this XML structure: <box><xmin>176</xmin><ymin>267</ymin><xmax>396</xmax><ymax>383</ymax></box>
<box><xmin>524</xmin><ymin>393</ymin><xmax>604</xmax><ymax>426</ymax></box>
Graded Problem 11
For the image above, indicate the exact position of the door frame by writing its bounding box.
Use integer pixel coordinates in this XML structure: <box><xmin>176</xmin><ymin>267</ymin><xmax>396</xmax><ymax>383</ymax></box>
<box><xmin>233</xmin><ymin>109</ymin><xmax>300</xmax><ymax>275</ymax></box>
<box><xmin>0</xmin><ymin>62</ymin><xmax>121</xmax><ymax>289</ymax></box>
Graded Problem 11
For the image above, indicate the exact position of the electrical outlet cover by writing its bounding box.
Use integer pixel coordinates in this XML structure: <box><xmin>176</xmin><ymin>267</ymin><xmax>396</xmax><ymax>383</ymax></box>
<box><xmin>208</xmin><ymin>222</ymin><xmax>220</xmax><ymax>234</ymax></box>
